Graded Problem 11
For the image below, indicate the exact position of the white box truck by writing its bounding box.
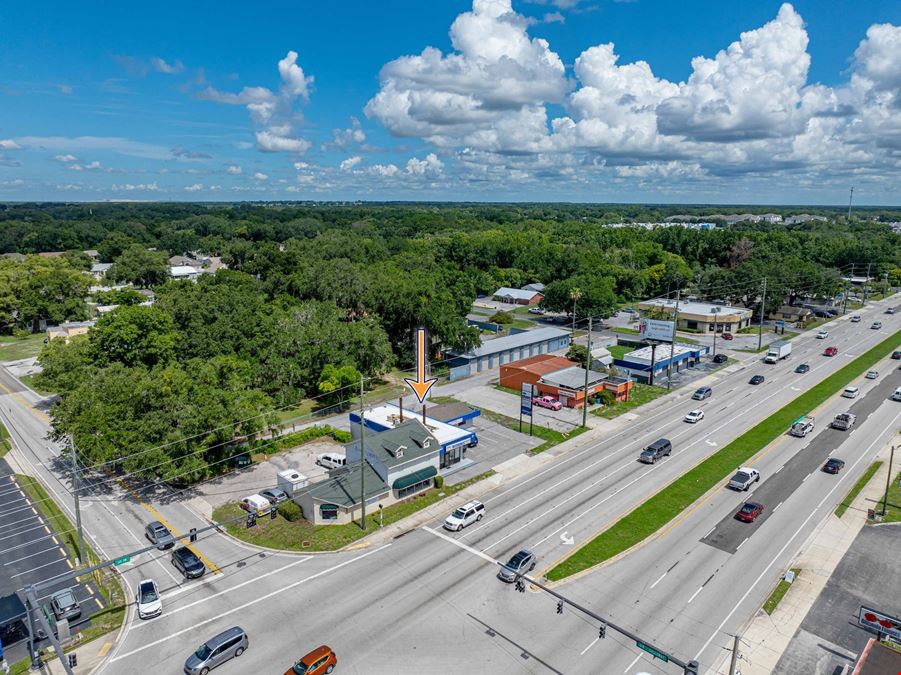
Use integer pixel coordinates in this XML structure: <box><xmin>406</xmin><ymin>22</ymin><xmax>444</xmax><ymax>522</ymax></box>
<box><xmin>764</xmin><ymin>341</ymin><xmax>792</xmax><ymax>364</ymax></box>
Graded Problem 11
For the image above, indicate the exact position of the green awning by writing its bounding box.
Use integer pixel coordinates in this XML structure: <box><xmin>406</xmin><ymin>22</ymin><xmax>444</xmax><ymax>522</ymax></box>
<box><xmin>392</xmin><ymin>466</ymin><xmax>437</xmax><ymax>490</ymax></box>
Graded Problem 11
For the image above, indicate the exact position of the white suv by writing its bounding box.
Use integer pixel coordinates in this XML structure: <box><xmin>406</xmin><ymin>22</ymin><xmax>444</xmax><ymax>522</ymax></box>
<box><xmin>816</xmin><ymin>330</ymin><xmax>828</xmax><ymax>339</ymax></box>
<box><xmin>443</xmin><ymin>501</ymin><xmax>485</xmax><ymax>531</ymax></box>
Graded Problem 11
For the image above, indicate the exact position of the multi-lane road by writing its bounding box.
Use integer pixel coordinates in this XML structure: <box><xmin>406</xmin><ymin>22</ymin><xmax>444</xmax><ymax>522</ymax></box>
<box><xmin>1</xmin><ymin>298</ymin><xmax>899</xmax><ymax>674</ymax></box>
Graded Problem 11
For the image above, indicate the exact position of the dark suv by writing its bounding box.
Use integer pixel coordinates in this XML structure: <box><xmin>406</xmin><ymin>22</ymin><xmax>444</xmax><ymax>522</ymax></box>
<box><xmin>171</xmin><ymin>547</ymin><xmax>205</xmax><ymax>579</ymax></box>
<box><xmin>639</xmin><ymin>438</ymin><xmax>672</xmax><ymax>464</ymax></box>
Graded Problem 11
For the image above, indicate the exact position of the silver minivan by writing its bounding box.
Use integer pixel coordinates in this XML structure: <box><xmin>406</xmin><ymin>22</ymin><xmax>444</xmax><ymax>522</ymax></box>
<box><xmin>184</xmin><ymin>626</ymin><xmax>248</xmax><ymax>674</ymax></box>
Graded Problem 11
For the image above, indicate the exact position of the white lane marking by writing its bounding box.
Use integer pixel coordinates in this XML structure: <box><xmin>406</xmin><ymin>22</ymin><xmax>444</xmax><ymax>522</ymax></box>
<box><xmin>624</xmin><ymin>653</ymin><xmax>642</xmax><ymax>673</ymax></box>
<box><xmin>110</xmin><ymin>544</ymin><xmax>390</xmax><ymax>662</ymax></box>
<box><xmin>736</xmin><ymin>538</ymin><xmax>748</xmax><ymax>552</ymax></box>
<box><xmin>773</xmin><ymin>465</ymin><xmax>784</xmax><ymax>475</ymax></box>
<box><xmin>424</xmin><ymin>526</ymin><xmax>498</xmax><ymax>565</ymax></box>
<box><xmin>772</xmin><ymin>502</ymin><xmax>783</xmax><ymax>514</ymax></box>
<box><xmin>3</xmin><ymin>545</ymin><xmax>62</xmax><ymax>566</ymax></box>
<box><xmin>687</xmin><ymin>586</ymin><xmax>704</xmax><ymax>604</ymax></box>
<box><xmin>802</xmin><ymin>472</ymin><xmax>812</xmax><ymax>483</ymax></box>
<box><xmin>695</xmin><ymin>409</ymin><xmax>901</xmax><ymax>661</ymax></box>
<box><xmin>164</xmin><ymin>573</ymin><xmax>217</xmax><ymax>596</ymax></box>
<box><xmin>129</xmin><ymin>554</ymin><xmax>312</xmax><ymax>629</ymax></box>
<box><xmin>650</xmin><ymin>571</ymin><xmax>668</xmax><ymax>589</ymax></box>
<box><xmin>704</xmin><ymin>525</ymin><xmax>716</xmax><ymax>538</ymax></box>
<box><xmin>580</xmin><ymin>637</ymin><xmax>599</xmax><ymax>656</ymax></box>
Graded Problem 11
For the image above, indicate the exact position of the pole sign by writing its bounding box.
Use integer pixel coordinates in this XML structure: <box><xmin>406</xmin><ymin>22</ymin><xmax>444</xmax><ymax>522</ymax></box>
<box><xmin>520</xmin><ymin>383</ymin><xmax>533</xmax><ymax>416</ymax></box>
<box><xmin>635</xmin><ymin>641</ymin><xmax>669</xmax><ymax>662</ymax></box>
<box><xmin>858</xmin><ymin>606</ymin><xmax>901</xmax><ymax>641</ymax></box>
<box><xmin>638</xmin><ymin>318</ymin><xmax>675</xmax><ymax>343</ymax></box>
<box><xmin>775</xmin><ymin>319</ymin><xmax>785</xmax><ymax>329</ymax></box>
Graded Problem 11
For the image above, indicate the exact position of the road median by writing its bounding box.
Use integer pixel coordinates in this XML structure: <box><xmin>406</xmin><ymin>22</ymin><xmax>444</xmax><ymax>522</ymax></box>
<box><xmin>546</xmin><ymin>329</ymin><xmax>901</xmax><ymax>581</ymax></box>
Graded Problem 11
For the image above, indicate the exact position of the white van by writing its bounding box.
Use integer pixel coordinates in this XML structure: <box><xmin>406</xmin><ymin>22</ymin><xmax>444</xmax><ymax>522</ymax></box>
<box><xmin>842</xmin><ymin>386</ymin><xmax>860</xmax><ymax>399</ymax></box>
<box><xmin>316</xmin><ymin>452</ymin><xmax>346</xmax><ymax>470</ymax></box>
<box><xmin>892</xmin><ymin>387</ymin><xmax>901</xmax><ymax>402</ymax></box>
<box><xmin>240</xmin><ymin>494</ymin><xmax>271</xmax><ymax>516</ymax></box>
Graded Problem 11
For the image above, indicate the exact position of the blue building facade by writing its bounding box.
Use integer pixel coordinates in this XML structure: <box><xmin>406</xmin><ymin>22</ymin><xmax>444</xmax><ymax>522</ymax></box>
<box><xmin>446</xmin><ymin>327</ymin><xmax>571</xmax><ymax>381</ymax></box>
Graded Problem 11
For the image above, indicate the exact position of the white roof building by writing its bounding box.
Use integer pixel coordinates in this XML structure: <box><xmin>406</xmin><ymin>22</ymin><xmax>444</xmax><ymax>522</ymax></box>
<box><xmin>169</xmin><ymin>265</ymin><xmax>200</xmax><ymax>280</ymax></box>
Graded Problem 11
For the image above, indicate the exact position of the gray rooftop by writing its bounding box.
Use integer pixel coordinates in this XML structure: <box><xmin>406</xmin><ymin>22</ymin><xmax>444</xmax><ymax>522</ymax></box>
<box><xmin>539</xmin><ymin>366</ymin><xmax>607</xmax><ymax>391</ymax></box>
<box><xmin>493</xmin><ymin>287</ymin><xmax>540</xmax><ymax>302</ymax></box>
<box><xmin>305</xmin><ymin>461</ymin><xmax>389</xmax><ymax>507</ymax></box>
<box><xmin>345</xmin><ymin>419</ymin><xmax>438</xmax><ymax>469</ymax></box>
<box><xmin>427</xmin><ymin>402</ymin><xmax>478</xmax><ymax>423</ymax></box>
<box><xmin>458</xmin><ymin>327</ymin><xmax>569</xmax><ymax>359</ymax></box>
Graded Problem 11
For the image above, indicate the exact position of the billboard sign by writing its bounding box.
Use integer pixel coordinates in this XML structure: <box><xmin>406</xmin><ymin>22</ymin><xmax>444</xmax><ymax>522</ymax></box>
<box><xmin>638</xmin><ymin>318</ymin><xmax>675</xmax><ymax>342</ymax></box>
<box><xmin>520</xmin><ymin>383</ymin><xmax>533</xmax><ymax>416</ymax></box>
<box><xmin>858</xmin><ymin>606</ymin><xmax>901</xmax><ymax>641</ymax></box>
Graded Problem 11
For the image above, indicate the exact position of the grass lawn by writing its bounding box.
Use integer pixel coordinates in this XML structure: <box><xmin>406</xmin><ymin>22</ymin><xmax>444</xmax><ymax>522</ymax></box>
<box><xmin>874</xmin><ymin>467</ymin><xmax>901</xmax><ymax>523</ymax></box>
<box><xmin>610</xmin><ymin>326</ymin><xmax>640</xmax><ymax>335</ymax></box>
<box><xmin>607</xmin><ymin>345</ymin><xmax>631</xmax><ymax>360</ymax></box>
<box><xmin>508</xmin><ymin>319</ymin><xmax>534</xmax><ymax>330</ymax></box>
<box><xmin>673</xmin><ymin>335</ymin><xmax>700</xmax><ymax>345</ymax></box>
<box><xmin>495</xmin><ymin>385</ymin><xmax>521</xmax><ymax>396</ymax></box>
<box><xmin>0</xmin><ymin>333</ymin><xmax>45</xmax><ymax>362</ymax></box>
<box><xmin>763</xmin><ymin>569</ymin><xmax>801</xmax><ymax>615</ymax></box>
<box><xmin>0</xmin><ymin>419</ymin><xmax>10</xmax><ymax>457</ymax></box>
<box><xmin>590</xmin><ymin>383</ymin><xmax>668</xmax><ymax>420</ymax></box>
<box><xmin>548</xmin><ymin>328</ymin><xmax>901</xmax><ymax>581</ymax></box>
<box><xmin>836</xmin><ymin>461</ymin><xmax>882</xmax><ymax>518</ymax></box>
<box><xmin>213</xmin><ymin>471</ymin><xmax>494</xmax><ymax>552</ymax></box>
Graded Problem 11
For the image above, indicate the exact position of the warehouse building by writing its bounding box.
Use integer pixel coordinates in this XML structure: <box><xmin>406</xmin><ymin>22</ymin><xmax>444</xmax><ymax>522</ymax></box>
<box><xmin>446</xmin><ymin>327</ymin><xmax>571</xmax><ymax>381</ymax></box>
<box><xmin>613</xmin><ymin>342</ymin><xmax>710</xmax><ymax>384</ymax></box>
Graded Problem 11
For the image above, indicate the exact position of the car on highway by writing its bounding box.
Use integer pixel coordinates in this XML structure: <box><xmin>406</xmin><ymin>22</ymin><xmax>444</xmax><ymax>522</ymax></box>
<box><xmin>850</xmin><ymin>315</ymin><xmax>862</xmax><ymax>322</ymax></box>
<box><xmin>135</xmin><ymin>579</ymin><xmax>162</xmax><ymax>619</ymax></box>
<box><xmin>49</xmin><ymin>588</ymin><xmax>81</xmax><ymax>622</ymax></box>
<box><xmin>749</xmin><ymin>375</ymin><xmax>765</xmax><ymax>385</ymax></box>
<box><xmin>816</xmin><ymin>330</ymin><xmax>828</xmax><ymax>339</ymax></box>
<box><xmin>892</xmin><ymin>350</ymin><xmax>901</xmax><ymax>360</ymax></box>
<box><xmin>842</xmin><ymin>386</ymin><xmax>860</xmax><ymax>398</ymax></box>
<box><xmin>734</xmin><ymin>502</ymin><xmax>764</xmax><ymax>523</ymax></box>
<box><xmin>528</xmin><ymin>307</ymin><xmax>546</xmax><ymax>315</ymax></box>
<box><xmin>728</xmin><ymin>467</ymin><xmax>760</xmax><ymax>491</ymax></box>
<box><xmin>144</xmin><ymin>521</ymin><xmax>174</xmax><ymax>550</ymax></box>
<box><xmin>790</xmin><ymin>417</ymin><xmax>815</xmax><ymax>437</ymax></box>
<box><xmin>260</xmin><ymin>488</ymin><xmax>289</xmax><ymax>505</ymax></box>
<box><xmin>713</xmin><ymin>354</ymin><xmax>728</xmax><ymax>364</ymax></box>
<box><xmin>822</xmin><ymin>458</ymin><xmax>846</xmax><ymax>474</ymax></box>
<box><xmin>171</xmin><ymin>547</ymin><xmax>205</xmax><ymax>579</ymax></box>
<box><xmin>498</xmin><ymin>549</ymin><xmax>536</xmax><ymax>582</ymax></box>
<box><xmin>794</xmin><ymin>363</ymin><xmax>810</xmax><ymax>374</ymax></box>
<box><xmin>692</xmin><ymin>386</ymin><xmax>712</xmax><ymax>400</ymax></box>
<box><xmin>871</xmin><ymin>321</ymin><xmax>883</xmax><ymax>329</ymax></box>
<box><xmin>443</xmin><ymin>500</ymin><xmax>485</xmax><ymax>531</ymax></box>
<box><xmin>823</xmin><ymin>346</ymin><xmax>838</xmax><ymax>356</ymax></box>
<box><xmin>184</xmin><ymin>626</ymin><xmax>248</xmax><ymax>675</ymax></box>
<box><xmin>638</xmin><ymin>438</ymin><xmax>672</xmax><ymax>464</ymax></box>
<box><xmin>721</xmin><ymin>332</ymin><xmax>734</xmax><ymax>340</ymax></box>
<box><xmin>532</xmin><ymin>395</ymin><xmax>562</xmax><ymax>411</ymax></box>
<box><xmin>866</xmin><ymin>370</ymin><xmax>878</xmax><ymax>379</ymax></box>
<box><xmin>285</xmin><ymin>646</ymin><xmax>338</xmax><ymax>675</ymax></box>
<box><xmin>684</xmin><ymin>410</ymin><xmax>704</xmax><ymax>424</ymax></box>
<box><xmin>886</xmin><ymin>307</ymin><xmax>896</xmax><ymax>314</ymax></box>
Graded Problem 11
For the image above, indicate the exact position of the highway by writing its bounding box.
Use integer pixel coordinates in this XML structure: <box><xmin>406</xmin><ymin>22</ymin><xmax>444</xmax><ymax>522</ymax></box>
<box><xmin>1</xmin><ymin>298</ymin><xmax>898</xmax><ymax>674</ymax></box>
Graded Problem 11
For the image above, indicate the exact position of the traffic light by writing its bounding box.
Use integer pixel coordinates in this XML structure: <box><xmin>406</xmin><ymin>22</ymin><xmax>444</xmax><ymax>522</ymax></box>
<box><xmin>270</xmin><ymin>506</ymin><xmax>278</xmax><ymax>520</ymax></box>
<box><xmin>556</xmin><ymin>600</ymin><xmax>564</xmax><ymax>615</ymax></box>
<box><xmin>683</xmin><ymin>660</ymin><xmax>699</xmax><ymax>675</ymax></box>
<box><xmin>246</xmin><ymin>513</ymin><xmax>256</xmax><ymax>528</ymax></box>
<box><xmin>598</xmin><ymin>623</ymin><xmax>606</xmax><ymax>639</ymax></box>
<box><xmin>515</xmin><ymin>578</ymin><xmax>525</xmax><ymax>593</ymax></box>
<box><xmin>189</xmin><ymin>527</ymin><xmax>197</xmax><ymax>543</ymax></box>
<box><xmin>68</xmin><ymin>653</ymin><xmax>77</xmax><ymax>667</ymax></box>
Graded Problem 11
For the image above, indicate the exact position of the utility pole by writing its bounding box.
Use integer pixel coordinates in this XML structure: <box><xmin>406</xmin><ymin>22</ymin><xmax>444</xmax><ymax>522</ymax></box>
<box><xmin>712</xmin><ymin>307</ymin><xmax>720</xmax><ymax>358</ymax></box>
<box><xmin>70</xmin><ymin>435</ymin><xmax>84</xmax><ymax>566</ymax></box>
<box><xmin>728</xmin><ymin>633</ymin><xmax>741</xmax><ymax>675</ymax></box>
<box><xmin>582</xmin><ymin>317</ymin><xmax>592</xmax><ymax>428</ymax></box>
<box><xmin>359</xmin><ymin>378</ymin><xmax>366</xmax><ymax>530</ymax></box>
<box><xmin>757</xmin><ymin>277</ymin><xmax>767</xmax><ymax>352</ymax></box>
<box><xmin>667</xmin><ymin>290</ymin><xmax>680</xmax><ymax>390</ymax></box>
<box><xmin>570</xmin><ymin>288</ymin><xmax>582</xmax><ymax>338</ymax></box>
<box><xmin>847</xmin><ymin>186</ymin><xmax>854</xmax><ymax>220</ymax></box>
<box><xmin>863</xmin><ymin>262</ymin><xmax>872</xmax><ymax>304</ymax></box>
<box><xmin>881</xmin><ymin>445</ymin><xmax>895</xmax><ymax>517</ymax></box>
<box><xmin>884</xmin><ymin>272</ymin><xmax>889</xmax><ymax>300</ymax></box>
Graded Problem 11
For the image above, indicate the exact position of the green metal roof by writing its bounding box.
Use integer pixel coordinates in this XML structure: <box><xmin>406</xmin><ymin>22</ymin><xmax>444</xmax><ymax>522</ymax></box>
<box><xmin>306</xmin><ymin>462</ymin><xmax>389</xmax><ymax>508</ymax></box>
<box><xmin>392</xmin><ymin>465</ymin><xmax>437</xmax><ymax>490</ymax></box>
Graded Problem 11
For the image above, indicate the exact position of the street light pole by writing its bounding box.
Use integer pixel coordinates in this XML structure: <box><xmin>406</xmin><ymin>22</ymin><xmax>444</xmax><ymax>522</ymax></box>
<box><xmin>712</xmin><ymin>307</ymin><xmax>720</xmax><ymax>358</ymax></box>
<box><xmin>881</xmin><ymin>445</ymin><xmax>895</xmax><ymax>517</ymax></box>
<box><xmin>359</xmin><ymin>378</ymin><xmax>366</xmax><ymax>530</ymax></box>
<box><xmin>582</xmin><ymin>317</ymin><xmax>592</xmax><ymax>428</ymax></box>
<box><xmin>70</xmin><ymin>435</ymin><xmax>84</xmax><ymax>566</ymax></box>
<box><xmin>570</xmin><ymin>287</ymin><xmax>582</xmax><ymax>338</ymax></box>
<box><xmin>757</xmin><ymin>276</ymin><xmax>767</xmax><ymax>352</ymax></box>
<box><xmin>667</xmin><ymin>290</ymin><xmax>680</xmax><ymax>390</ymax></box>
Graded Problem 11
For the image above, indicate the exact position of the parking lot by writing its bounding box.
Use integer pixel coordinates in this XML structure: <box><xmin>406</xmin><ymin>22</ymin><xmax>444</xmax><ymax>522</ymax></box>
<box><xmin>0</xmin><ymin>459</ymin><xmax>104</xmax><ymax>662</ymax></box>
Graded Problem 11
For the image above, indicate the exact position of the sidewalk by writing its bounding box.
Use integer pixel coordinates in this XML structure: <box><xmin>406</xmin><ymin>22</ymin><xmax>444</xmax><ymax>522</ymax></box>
<box><xmin>712</xmin><ymin>434</ymin><xmax>900</xmax><ymax>675</ymax></box>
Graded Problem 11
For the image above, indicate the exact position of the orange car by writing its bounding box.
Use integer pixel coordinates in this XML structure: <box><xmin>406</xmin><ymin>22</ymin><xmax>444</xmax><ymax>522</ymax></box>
<box><xmin>285</xmin><ymin>646</ymin><xmax>337</xmax><ymax>675</ymax></box>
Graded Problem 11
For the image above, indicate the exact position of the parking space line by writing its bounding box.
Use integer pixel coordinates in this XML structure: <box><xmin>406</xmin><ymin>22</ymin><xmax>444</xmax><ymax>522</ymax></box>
<box><xmin>11</xmin><ymin>557</ymin><xmax>69</xmax><ymax>578</ymax></box>
<box><xmin>3</xmin><ymin>545</ymin><xmax>60</xmax><ymax>566</ymax></box>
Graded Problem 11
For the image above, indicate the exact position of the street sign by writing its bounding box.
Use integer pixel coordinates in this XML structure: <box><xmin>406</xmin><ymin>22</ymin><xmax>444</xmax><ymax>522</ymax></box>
<box><xmin>520</xmin><ymin>383</ymin><xmax>533</xmax><ymax>416</ymax></box>
<box><xmin>635</xmin><ymin>641</ymin><xmax>669</xmax><ymax>662</ymax></box>
<box><xmin>776</xmin><ymin>319</ymin><xmax>785</xmax><ymax>328</ymax></box>
<box><xmin>113</xmin><ymin>555</ymin><xmax>131</xmax><ymax>566</ymax></box>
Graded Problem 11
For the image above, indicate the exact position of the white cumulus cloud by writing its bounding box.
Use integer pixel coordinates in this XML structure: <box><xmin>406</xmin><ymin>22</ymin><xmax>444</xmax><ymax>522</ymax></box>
<box><xmin>0</xmin><ymin>140</ymin><xmax>22</xmax><ymax>150</ymax></box>
<box><xmin>184</xmin><ymin>183</ymin><xmax>204</xmax><ymax>192</ymax></box>
<box><xmin>253</xmin><ymin>171</ymin><xmax>268</xmax><ymax>181</ymax></box>
<box><xmin>339</xmin><ymin>156</ymin><xmax>362</xmax><ymax>171</ymax></box>
<box><xmin>226</xmin><ymin>164</ymin><xmax>242</xmax><ymax>175</ymax></box>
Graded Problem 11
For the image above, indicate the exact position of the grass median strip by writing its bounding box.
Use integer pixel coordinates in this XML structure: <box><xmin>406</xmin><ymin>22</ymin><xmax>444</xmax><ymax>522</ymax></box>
<box><xmin>836</xmin><ymin>461</ymin><xmax>882</xmax><ymax>518</ymax></box>
<box><xmin>547</xmin><ymin>329</ymin><xmax>901</xmax><ymax>581</ymax></box>
<box><xmin>763</xmin><ymin>568</ymin><xmax>801</xmax><ymax>615</ymax></box>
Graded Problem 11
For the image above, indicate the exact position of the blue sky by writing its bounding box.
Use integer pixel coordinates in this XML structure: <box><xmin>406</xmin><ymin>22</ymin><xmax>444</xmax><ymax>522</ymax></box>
<box><xmin>1</xmin><ymin>1</ymin><xmax>899</xmax><ymax>203</ymax></box>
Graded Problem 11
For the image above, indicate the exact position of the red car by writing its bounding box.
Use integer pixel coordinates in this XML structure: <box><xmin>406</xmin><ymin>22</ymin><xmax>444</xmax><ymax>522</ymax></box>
<box><xmin>823</xmin><ymin>346</ymin><xmax>838</xmax><ymax>357</ymax></box>
<box><xmin>721</xmin><ymin>332</ymin><xmax>734</xmax><ymax>340</ymax></box>
<box><xmin>533</xmin><ymin>395</ymin><xmax>562</xmax><ymax>411</ymax></box>
<box><xmin>735</xmin><ymin>501</ymin><xmax>764</xmax><ymax>522</ymax></box>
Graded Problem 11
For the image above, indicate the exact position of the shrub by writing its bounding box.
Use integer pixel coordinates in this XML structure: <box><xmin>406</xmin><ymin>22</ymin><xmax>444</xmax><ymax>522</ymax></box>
<box><xmin>262</xmin><ymin>424</ymin><xmax>351</xmax><ymax>454</ymax></box>
<box><xmin>278</xmin><ymin>500</ymin><xmax>303</xmax><ymax>522</ymax></box>
<box><xmin>490</xmin><ymin>310</ymin><xmax>514</xmax><ymax>324</ymax></box>
<box><xmin>11</xmin><ymin>327</ymin><xmax>31</xmax><ymax>339</ymax></box>
<box><xmin>433</xmin><ymin>475</ymin><xmax>444</xmax><ymax>489</ymax></box>
<box><xmin>598</xmin><ymin>390</ymin><xmax>616</xmax><ymax>406</ymax></box>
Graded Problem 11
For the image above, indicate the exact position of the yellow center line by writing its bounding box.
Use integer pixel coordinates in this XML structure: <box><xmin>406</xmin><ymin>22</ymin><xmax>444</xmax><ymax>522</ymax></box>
<box><xmin>116</xmin><ymin>479</ymin><xmax>221</xmax><ymax>575</ymax></box>
<box><xmin>0</xmin><ymin>380</ymin><xmax>51</xmax><ymax>422</ymax></box>
<box><xmin>97</xmin><ymin>642</ymin><xmax>112</xmax><ymax>658</ymax></box>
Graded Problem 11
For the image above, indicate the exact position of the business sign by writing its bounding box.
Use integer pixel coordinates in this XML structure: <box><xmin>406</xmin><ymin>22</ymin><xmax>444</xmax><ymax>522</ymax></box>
<box><xmin>520</xmin><ymin>383</ymin><xmax>533</xmax><ymax>416</ymax></box>
<box><xmin>638</xmin><ymin>318</ymin><xmax>675</xmax><ymax>342</ymax></box>
<box><xmin>775</xmin><ymin>319</ymin><xmax>785</xmax><ymax>328</ymax></box>
<box><xmin>858</xmin><ymin>606</ymin><xmax>901</xmax><ymax>641</ymax></box>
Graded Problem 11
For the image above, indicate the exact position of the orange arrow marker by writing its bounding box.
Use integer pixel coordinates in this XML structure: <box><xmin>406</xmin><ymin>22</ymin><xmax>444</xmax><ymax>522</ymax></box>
<box><xmin>404</xmin><ymin>327</ymin><xmax>437</xmax><ymax>403</ymax></box>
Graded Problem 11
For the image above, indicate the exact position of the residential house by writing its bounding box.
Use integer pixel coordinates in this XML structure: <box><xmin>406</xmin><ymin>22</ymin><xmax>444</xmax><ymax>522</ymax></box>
<box><xmin>46</xmin><ymin>320</ymin><xmax>95</xmax><ymax>343</ymax></box>
<box><xmin>492</xmin><ymin>287</ymin><xmax>543</xmax><ymax>305</ymax></box>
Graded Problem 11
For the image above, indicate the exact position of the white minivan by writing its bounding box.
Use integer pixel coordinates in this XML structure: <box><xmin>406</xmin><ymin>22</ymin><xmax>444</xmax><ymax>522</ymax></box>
<box><xmin>316</xmin><ymin>452</ymin><xmax>346</xmax><ymax>470</ymax></box>
<box><xmin>892</xmin><ymin>387</ymin><xmax>901</xmax><ymax>402</ymax></box>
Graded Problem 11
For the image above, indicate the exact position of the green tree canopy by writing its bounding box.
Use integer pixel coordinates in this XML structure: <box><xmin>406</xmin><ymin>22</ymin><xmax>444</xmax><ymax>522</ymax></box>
<box><xmin>108</xmin><ymin>245</ymin><xmax>168</xmax><ymax>288</ymax></box>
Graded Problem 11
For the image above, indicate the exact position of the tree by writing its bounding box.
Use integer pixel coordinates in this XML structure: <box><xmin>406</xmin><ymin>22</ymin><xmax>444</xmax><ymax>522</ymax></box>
<box><xmin>543</xmin><ymin>275</ymin><xmax>618</xmax><ymax>319</ymax></box>
<box><xmin>317</xmin><ymin>364</ymin><xmax>362</xmax><ymax>407</ymax></box>
<box><xmin>107</xmin><ymin>245</ymin><xmax>168</xmax><ymax>287</ymax></box>
<box><xmin>88</xmin><ymin>305</ymin><xmax>178</xmax><ymax>368</ymax></box>
<box><xmin>98</xmin><ymin>232</ymin><xmax>135</xmax><ymax>262</ymax></box>
<box><xmin>93</xmin><ymin>287</ymin><xmax>145</xmax><ymax>306</ymax></box>
<box><xmin>18</xmin><ymin>261</ymin><xmax>91</xmax><ymax>328</ymax></box>
<box><xmin>566</xmin><ymin>344</ymin><xmax>589</xmax><ymax>368</ymax></box>
<box><xmin>490</xmin><ymin>310</ymin><xmax>514</xmax><ymax>325</ymax></box>
<box><xmin>34</xmin><ymin>335</ymin><xmax>94</xmax><ymax>394</ymax></box>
